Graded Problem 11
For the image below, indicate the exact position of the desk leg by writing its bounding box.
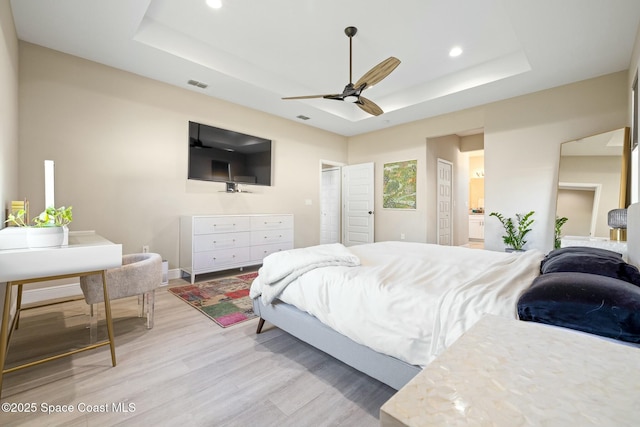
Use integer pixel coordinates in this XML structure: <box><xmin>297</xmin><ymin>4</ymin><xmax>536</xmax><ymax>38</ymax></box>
<box><xmin>101</xmin><ymin>271</ymin><xmax>117</xmax><ymax>367</ymax></box>
<box><xmin>14</xmin><ymin>285</ymin><xmax>23</xmax><ymax>330</ymax></box>
<box><xmin>0</xmin><ymin>283</ymin><xmax>13</xmax><ymax>396</ymax></box>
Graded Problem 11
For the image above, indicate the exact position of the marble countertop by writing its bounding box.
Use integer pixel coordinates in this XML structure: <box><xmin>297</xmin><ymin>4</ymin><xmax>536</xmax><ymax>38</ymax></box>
<box><xmin>380</xmin><ymin>315</ymin><xmax>640</xmax><ymax>426</ymax></box>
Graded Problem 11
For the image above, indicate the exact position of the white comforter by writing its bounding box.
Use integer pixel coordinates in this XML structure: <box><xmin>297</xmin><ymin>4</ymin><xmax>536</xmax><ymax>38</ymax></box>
<box><xmin>250</xmin><ymin>241</ymin><xmax>544</xmax><ymax>366</ymax></box>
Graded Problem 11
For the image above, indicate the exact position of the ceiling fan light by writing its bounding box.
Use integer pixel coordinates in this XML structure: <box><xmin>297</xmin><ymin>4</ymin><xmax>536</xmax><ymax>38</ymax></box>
<box><xmin>344</xmin><ymin>95</ymin><xmax>359</xmax><ymax>103</ymax></box>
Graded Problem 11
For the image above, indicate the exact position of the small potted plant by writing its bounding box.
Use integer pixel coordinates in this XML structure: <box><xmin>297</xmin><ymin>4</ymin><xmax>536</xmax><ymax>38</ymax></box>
<box><xmin>489</xmin><ymin>210</ymin><xmax>535</xmax><ymax>252</ymax></box>
<box><xmin>5</xmin><ymin>206</ymin><xmax>72</xmax><ymax>248</ymax></box>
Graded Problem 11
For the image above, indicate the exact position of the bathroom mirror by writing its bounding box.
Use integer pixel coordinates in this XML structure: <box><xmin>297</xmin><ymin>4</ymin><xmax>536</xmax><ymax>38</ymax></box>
<box><xmin>557</xmin><ymin>127</ymin><xmax>629</xmax><ymax>238</ymax></box>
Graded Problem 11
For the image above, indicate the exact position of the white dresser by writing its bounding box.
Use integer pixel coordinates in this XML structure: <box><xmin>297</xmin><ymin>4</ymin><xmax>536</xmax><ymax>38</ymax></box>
<box><xmin>180</xmin><ymin>214</ymin><xmax>294</xmax><ymax>283</ymax></box>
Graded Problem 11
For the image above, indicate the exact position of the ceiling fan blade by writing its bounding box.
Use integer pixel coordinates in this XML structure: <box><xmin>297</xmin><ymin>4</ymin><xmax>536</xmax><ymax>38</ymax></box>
<box><xmin>358</xmin><ymin>96</ymin><xmax>384</xmax><ymax>116</ymax></box>
<box><xmin>282</xmin><ymin>94</ymin><xmax>337</xmax><ymax>100</ymax></box>
<box><xmin>355</xmin><ymin>57</ymin><xmax>401</xmax><ymax>89</ymax></box>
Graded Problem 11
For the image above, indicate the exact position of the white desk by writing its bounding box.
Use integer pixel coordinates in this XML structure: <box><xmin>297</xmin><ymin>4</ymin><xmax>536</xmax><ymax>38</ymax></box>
<box><xmin>380</xmin><ymin>315</ymin><xmax>640</xmax><ymax>426</ymax></box>
<box><xmin>0</xmin><ymin>231</ymin><xmax>122</xmax><ymax>397</ymax></box>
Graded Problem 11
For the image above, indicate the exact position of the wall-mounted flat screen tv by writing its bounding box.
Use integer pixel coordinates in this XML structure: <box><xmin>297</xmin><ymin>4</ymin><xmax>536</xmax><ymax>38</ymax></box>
<box><xmin>188</xmin><ymin>121</ymin><xmax>272</xmax><ymax>186</ymax></box>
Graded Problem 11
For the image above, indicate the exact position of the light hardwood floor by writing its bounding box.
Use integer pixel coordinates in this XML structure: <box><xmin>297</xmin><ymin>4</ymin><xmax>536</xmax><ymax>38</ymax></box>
<box><xmin>1</xmin><ymin>274</ymin><xmax>395</xmax><ymax>426</ymax></box>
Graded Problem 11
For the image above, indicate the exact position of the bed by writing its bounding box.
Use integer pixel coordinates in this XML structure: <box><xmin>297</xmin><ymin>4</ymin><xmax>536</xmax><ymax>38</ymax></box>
<box><xmin>250</xmin><ymin>203</ymin><xmax>640</xmax><ymax>390</ymax></box>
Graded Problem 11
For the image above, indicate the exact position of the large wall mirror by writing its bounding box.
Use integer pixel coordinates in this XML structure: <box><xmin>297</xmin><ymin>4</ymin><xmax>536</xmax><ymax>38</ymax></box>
<box><xmin>557</xmin><ymin>127</ymin><xmax>630</xmax><ymax>238</ymax></box>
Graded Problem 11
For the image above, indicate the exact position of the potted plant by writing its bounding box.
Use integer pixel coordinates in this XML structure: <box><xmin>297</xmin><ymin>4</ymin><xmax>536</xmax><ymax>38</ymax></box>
<box><xmin>489</xmin><ymin>210</ymin><xmax>535</xmax><ymax>252</ymax></box>
<box><xmin>555</xmin><ymin>216</ymin><xmax>568</xmax><ymax>249</ymax></box>
<box><xmin>5</xmin><ymin>206</ymin><xmax>72</xmax><ymax>248</ymax></box>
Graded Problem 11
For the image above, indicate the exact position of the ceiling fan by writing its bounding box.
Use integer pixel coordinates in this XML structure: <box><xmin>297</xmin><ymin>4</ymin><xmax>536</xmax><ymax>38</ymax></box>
<box><xmin>189</xmin><ymin>123</ymin><xmax>211</xmax><ymax>149</ymax></box>
<box><xmin>282</xmin><ymin>26</ymin><xmax>400</xmax><ymax>116</ymax></box>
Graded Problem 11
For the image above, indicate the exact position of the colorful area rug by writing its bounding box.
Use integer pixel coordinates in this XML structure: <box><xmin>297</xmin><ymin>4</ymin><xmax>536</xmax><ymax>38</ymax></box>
<box><xmin>168</xmin><ymin>272</ymin><xmax>258</xmax><ymax>328</ymax></box>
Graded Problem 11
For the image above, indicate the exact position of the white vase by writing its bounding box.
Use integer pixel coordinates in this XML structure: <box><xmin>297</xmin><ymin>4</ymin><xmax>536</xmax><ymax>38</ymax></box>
<box><xmin>27</xmin><ymin>227</ymin><xmax>64</xmax><ymax>249</ymax></box>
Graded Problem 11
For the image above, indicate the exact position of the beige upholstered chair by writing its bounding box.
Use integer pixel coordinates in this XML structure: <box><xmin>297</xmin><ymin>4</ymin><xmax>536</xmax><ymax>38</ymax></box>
<box><xmin>80</xmin><ymin>253</ymin><xmax>162</xmax><ymax>341</ymax></box>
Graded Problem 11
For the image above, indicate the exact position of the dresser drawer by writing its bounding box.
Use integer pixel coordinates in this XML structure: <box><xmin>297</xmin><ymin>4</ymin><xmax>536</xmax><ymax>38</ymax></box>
<box><xmin>251</xmin><ymin>215</ymin><xmax>293</xmax><ymax>231</ymax></box>
<box><xmin>251</xmin><ymin>228</ymin><xmax>294</xmax><ymax>246</ymax></box>
<box><xmin>193</xmin><ymin>232</ymin><xmax>251</xmax><ymax>253</ymax></box>
<box><xmin>193</xmin><ymin>216</ymin><xmax>251</xmax><ymax>235</ymax></box>
<box><xmin>193</xmin><ymin>247</ymin><xmax>251</xmax><ymax>271</ymax></box>
<box><xmin>251</xmin><ymin>242</ymin><xmax>294</xmax><ymax>263</ymax></box>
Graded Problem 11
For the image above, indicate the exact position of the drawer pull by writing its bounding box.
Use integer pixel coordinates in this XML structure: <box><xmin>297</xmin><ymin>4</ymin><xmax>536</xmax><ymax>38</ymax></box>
<box><xmin>213</xmin><ymin>239</ymin><xmax>236</xmax><ymax>244</ymax></box>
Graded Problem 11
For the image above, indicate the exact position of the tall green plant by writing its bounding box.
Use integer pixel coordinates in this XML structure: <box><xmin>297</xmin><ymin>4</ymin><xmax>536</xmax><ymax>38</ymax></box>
<box><xmin>489</xmin><ymin>211</ymin><xmax>535</xmax><ymax>251</ymax></box>
<box><xmin>555</xmin><ymin>216</ymin><xmax>568</xmax><ymax>249</ymax></box>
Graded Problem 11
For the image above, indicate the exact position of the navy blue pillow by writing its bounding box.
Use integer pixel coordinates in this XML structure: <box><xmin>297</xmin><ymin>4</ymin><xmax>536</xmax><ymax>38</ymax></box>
<box><xmin>543</xmin><ymin>246</ymin><xmax>622</xmax><ymax>260</ymax></box>
<box><xmin>540</xmin><ymin>247</ymin><xmax>640</xmax><ymax>287</ymax></box>
<box><xmin>518</xmin><ymin>272</ymin><xmax>640</xmax><ymax>343</ymax></box>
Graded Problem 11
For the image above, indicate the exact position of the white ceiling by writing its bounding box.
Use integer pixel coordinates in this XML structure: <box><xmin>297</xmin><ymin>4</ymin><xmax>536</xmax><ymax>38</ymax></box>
<box><xmin>10</xmin><ymin>0</ymin><xmax>640</xmax><ymax>137</ymax></box>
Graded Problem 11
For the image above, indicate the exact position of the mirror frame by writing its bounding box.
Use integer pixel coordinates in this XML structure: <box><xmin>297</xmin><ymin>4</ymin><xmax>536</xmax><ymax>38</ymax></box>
<box><xmin>620</xmin><ymin>126</ymin><xmax>631</xmax><ymax>208</ymax></box>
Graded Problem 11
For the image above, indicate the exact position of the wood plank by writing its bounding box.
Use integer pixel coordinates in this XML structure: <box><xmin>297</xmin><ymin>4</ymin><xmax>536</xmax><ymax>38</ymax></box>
<box><xmin>1</xmin><ymin>276</ymin><xmax>395</xmax><ymax>426</ymax></box>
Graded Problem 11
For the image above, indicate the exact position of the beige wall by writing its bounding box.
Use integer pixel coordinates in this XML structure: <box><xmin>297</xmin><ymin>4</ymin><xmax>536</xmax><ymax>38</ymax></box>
<box><xmin>350</xmin><ymin>72</ymin><xmax>628</xmax><ymax>252</ymax></box>
<box><xmin>0</xmin><ymin>0</ymin><xmax>19</xmax><ymax>325</ymax></box>
<box><xmin>349</xmin><ymin>108</ymin><xmax>484</xmax><ymax>244</ymax></box>
<box><xmin>18</xmin><ymin>43</ymin><xmax>348</xmax><ymax>270</ymax></box>
<box><xmin>0</xmin><ymin>0</ymin><xmax>18</xmax><ymax>223</ymax></box>
<box><xmin>8</xmin><ymin>18</ymin><xmax>639</xmax><ymax>265</ymax></box>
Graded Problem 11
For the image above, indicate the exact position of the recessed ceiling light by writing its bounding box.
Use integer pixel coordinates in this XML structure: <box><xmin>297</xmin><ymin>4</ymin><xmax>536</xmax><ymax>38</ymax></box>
<box><xmin>206</xmin><ymin>0</ymin><xmax>222</xmax><ymax>9</ymax></box>
<box><xmin>449</xmin><ymin>46</ymin><xmax>463</xmax><ymax>57</ymax></box>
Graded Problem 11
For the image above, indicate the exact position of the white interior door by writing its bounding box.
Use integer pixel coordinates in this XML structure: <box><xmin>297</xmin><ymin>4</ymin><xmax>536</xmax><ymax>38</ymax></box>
<box><xmin>320</xmin><ymin>167</ymin><xmax>341</xmax><ymax>244</ymax></box>
<box><xmin>342</xmin><ymin>162</ymin><xmax>375</xmax><ymax>246</ymax></box>
<box><xmin>437</xmin><ymin>159</ymin><xmax>453</xmax><ymax>245</ymax></box>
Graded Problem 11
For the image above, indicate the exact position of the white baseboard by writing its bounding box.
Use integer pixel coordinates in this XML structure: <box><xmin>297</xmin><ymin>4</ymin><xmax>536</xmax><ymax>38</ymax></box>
<box><xmin>167</xmin><ymin>268</ymin><xmax>181</xmax><ymax>281</ymax></box>
<box><xmin>21</xmin><ymin>268</ymin><xmax>182</xmax><ymax>305</ymax></box>
<box><xmin>22</xmin><ymin>282</ymin><xmax>83</xmax><ymax>305</ymax></box>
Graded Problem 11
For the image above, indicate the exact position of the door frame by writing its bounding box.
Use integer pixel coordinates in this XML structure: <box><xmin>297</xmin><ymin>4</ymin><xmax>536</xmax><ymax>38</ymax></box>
<box><xmin>319</xmin><ymin>159</ymin><xmax>346</xmax><ymax>243</ymax></box>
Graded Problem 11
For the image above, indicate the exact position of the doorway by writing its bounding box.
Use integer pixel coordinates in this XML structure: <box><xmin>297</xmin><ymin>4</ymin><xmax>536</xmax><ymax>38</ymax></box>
<box><xmin>320</xmin><ymin>163</ymin><xmax>342</xmax><ymax>244</ymax></box>
<box><xmin>319</xmin><ymin>161</ymin><xmax>375</xmax><ymax>246</ymax></box>
<box><xmin>437</xmin><ymin>158</ymin><xmax>453</xmax><ymax>245</ymax></box>
<box><xmin>468</xmin><ymin>151</ymin><xmax>485</xmax><ymax>243</ymax></box>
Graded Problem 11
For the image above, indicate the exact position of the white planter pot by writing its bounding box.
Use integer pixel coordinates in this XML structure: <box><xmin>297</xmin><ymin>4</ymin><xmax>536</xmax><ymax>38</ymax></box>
<box><xmin>27</xmin><ymin>227</ymin><xmax>64</xmax><ymax>249</ymax></box>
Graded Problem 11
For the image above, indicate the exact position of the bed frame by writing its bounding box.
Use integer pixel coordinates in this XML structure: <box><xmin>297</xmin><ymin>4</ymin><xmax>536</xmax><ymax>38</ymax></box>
<box><xmin>253</xmin><ymin>298</ymin><xmax>421</xmax><ymax>390</ymax></box>
<box><xmin>253</xmin><ymin>203</ymin><xmax>640</xmax><ymax>391</ymax></box>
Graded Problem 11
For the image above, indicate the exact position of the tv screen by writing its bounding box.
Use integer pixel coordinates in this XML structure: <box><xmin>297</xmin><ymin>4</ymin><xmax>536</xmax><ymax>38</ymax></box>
<box><xmin>188</xmin><ymin>121</ymin><xmax>272</xmax><ymax>186</ymax></box>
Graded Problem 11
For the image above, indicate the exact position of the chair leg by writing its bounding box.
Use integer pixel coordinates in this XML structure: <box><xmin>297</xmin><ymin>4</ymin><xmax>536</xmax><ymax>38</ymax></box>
<box><xmin>137</xmin><ymin>294</ymin><xmax>144</xmax><ymax>318</ymax></box>
<box><xmin>89</xmin><ymin>303</ymin><xmax>98</xmax><ymax>344</ymax></box>
<box><xmin>143</xmin><ymin>290</ymin><xmax>155</xmax><ymax>329</ymax></box>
